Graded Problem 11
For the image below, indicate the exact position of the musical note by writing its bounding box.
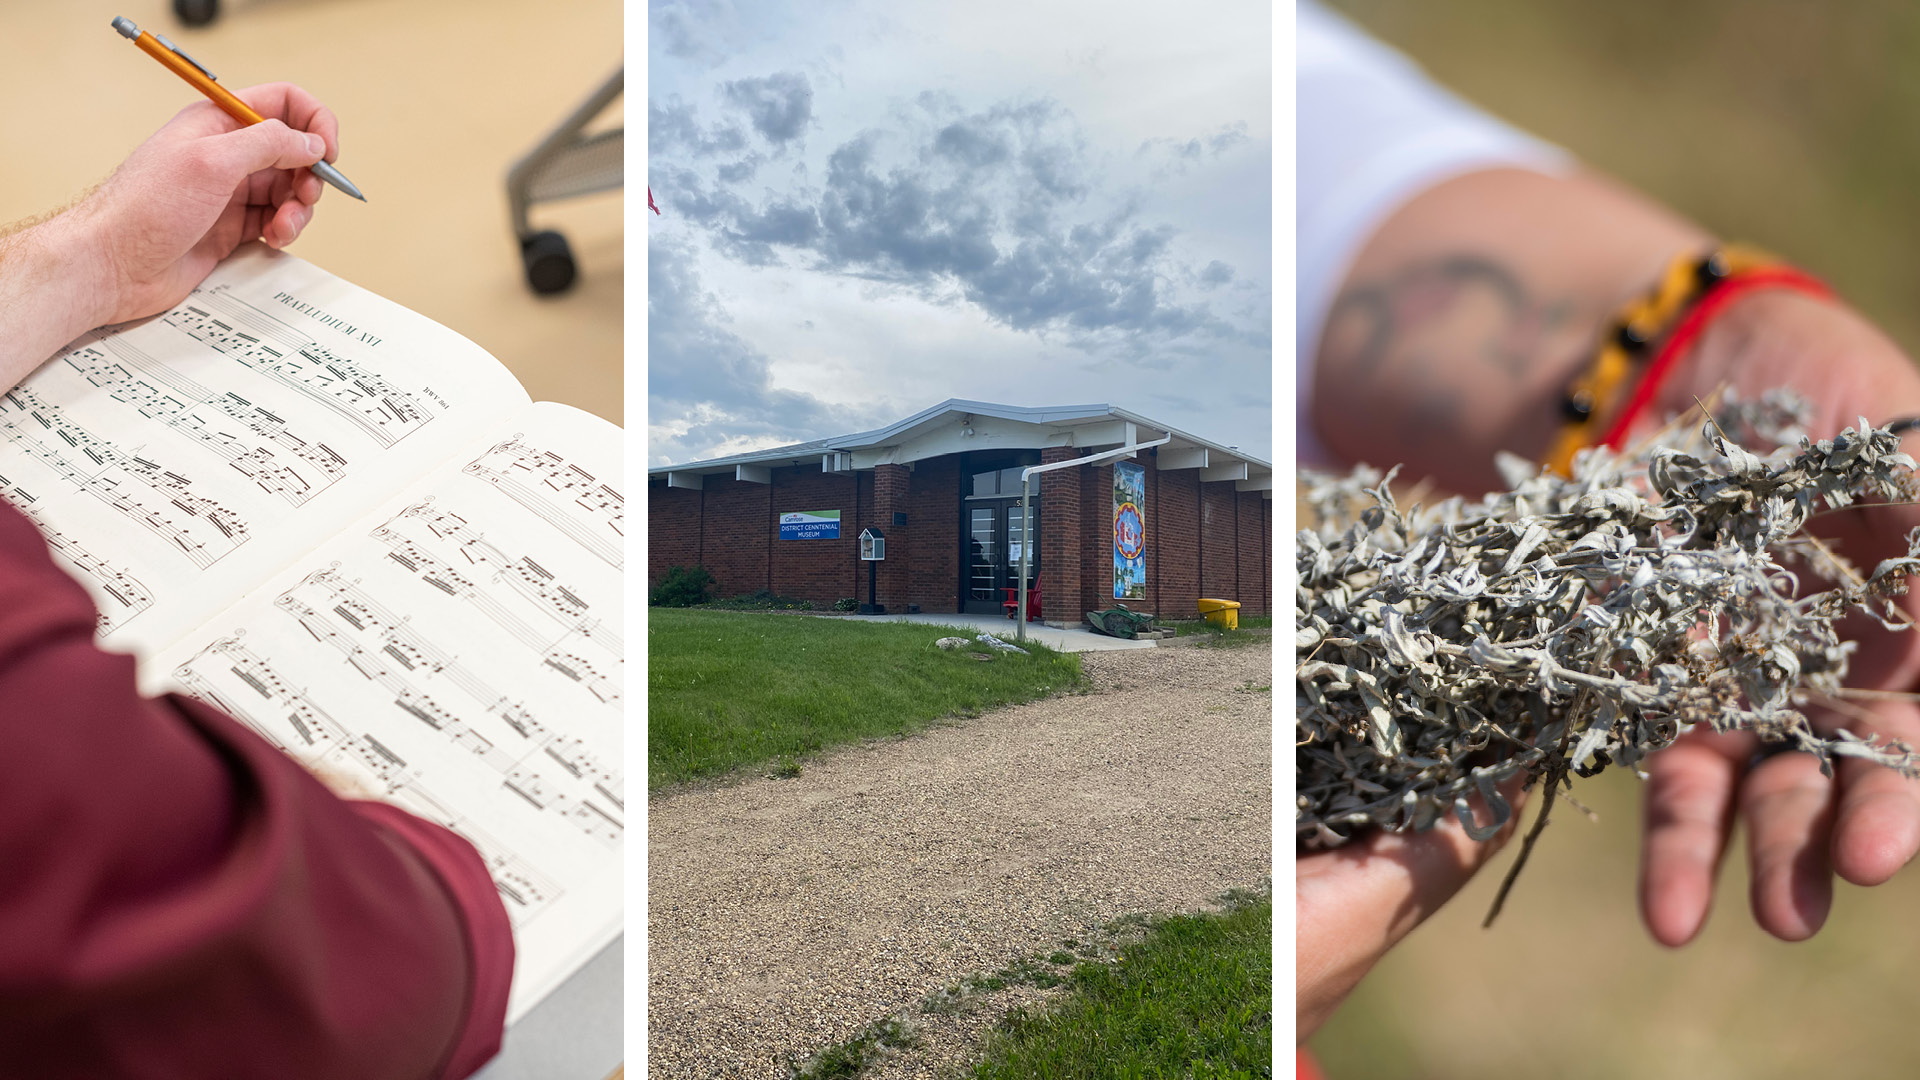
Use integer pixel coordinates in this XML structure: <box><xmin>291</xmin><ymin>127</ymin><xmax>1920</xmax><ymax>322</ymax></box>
<box><xmin>369</xmin><ymin>500</ymin><xmax>624</xmax><ymax>705</ymax></box>
<box><xmin>265</xmin><ymin>570</ymin><xmax>623</xmax><ymax>847</ymax></box>
<box><xmin>0</xmin><ymin>387</ymin><xmax>250</xmax><ymax>569</ymax></box>
<box><xmin>461</xmin><ymin>437</ymin><xmax>623</xmax><ymax>568</ymax></box>
<box><xmin>164</xmin><ymin>287</ymin><xmax>433</xmax><ymax>449</ymax></box>
<box><xmin>0</xmin><ymin>478</ymin><xmax>155</xmax><ymax>634</ymax></box>
<box><xmin>61</xmin><ymin>340</ymin><xmax>348</xmax><ymax>506</ymax></box>
<box><xmin>171</xmin><ymin>635</ymin><xmax>349</xmax><ymax>752</ymax></box>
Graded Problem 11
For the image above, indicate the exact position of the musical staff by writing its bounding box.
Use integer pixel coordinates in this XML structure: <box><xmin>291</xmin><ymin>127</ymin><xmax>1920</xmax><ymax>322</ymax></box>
<box><xmin>370</xmin><ymin>499</ymin><xmax>623</xmax><ymax>705</ymax></box>
<box><xmin>271</xmin><ymin>569</ymin><xmax>622</xmax><ymax>848</ymax></box>
<box><xmin>0</xmin><ymin>387</ymin><xmax>249</xmax><ymax>569</ymax></box>
<box><xmin>462</xmin><ymin>437</ymin><xmax>623</xmax><ymax>568</ymax></box>
<box><xmin>172</xmin><ymin>637</ymin><xmax>572</xmax><ymax>927</ymax></box>
<box><xmin>0</xmin><ymin>475</ymin><xmax>154</xmax><ymax>634</ymax></box>
<box><xmin>62</xmin><ymin>339</ymin><xmax>348</xmax><ymax>506</ymax></box>
<box><xmin>164</xmin><ymin>287</ymin><xmax>433</xmax><ymax>448</ymax></box>
<box><xmin>171</xmin><ymin>635</ymin><xmax>349</xmax><ymax>752</ymax></box>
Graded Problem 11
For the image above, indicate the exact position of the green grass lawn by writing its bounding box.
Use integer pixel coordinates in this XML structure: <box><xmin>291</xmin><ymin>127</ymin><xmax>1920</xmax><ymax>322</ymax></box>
<box><xmin>647</xmin><ymin>609</ymin><xmax>1084</xmax><ymax>789</ymax></box>
<box><xmin>969</xmin><ymin>893</ymin><xmax>1273</xmax><ymax>1079</ymax></box>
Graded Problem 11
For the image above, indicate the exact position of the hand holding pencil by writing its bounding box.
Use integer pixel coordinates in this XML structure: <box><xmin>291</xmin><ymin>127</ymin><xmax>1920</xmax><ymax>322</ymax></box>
<box><xmin>24</xmin><ymin>23</ymin><xmax>361</xmax><ymax>344</ymax></box>
<box><xmin>112</xmin><ymin>16</ymin><xmax>364</xmax><ymax>201</ymax></box>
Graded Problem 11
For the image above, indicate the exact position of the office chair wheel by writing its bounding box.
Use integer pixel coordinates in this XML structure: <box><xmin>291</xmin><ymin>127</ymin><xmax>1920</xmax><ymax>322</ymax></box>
<box><xmin>174</xmin><ymin>0</ymin><xmax>219</xmax><ymax>27</ymax></box>
<box><xmin>521</xmin><ymin>230</ymin><xmax>577</xmax><ymax>295</ymax></box>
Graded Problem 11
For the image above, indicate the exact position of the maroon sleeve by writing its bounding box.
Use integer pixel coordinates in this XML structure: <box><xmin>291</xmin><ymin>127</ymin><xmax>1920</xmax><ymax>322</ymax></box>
<box><xmin>0</xmin><ymin>503</ymin><xmax>513</xmax><ymax>1079</ymax></box>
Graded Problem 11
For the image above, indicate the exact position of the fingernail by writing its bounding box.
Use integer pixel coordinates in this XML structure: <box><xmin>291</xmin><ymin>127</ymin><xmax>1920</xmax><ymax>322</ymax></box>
<box><xmin>305</xmin><ymin>134</ymin><xmax>324</xmax><ymax>157</ymax></box>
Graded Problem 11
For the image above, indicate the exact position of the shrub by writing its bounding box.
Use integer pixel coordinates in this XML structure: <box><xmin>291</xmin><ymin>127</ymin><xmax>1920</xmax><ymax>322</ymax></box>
<box><xmin>649</xmin><ymin>565</ymin><xmax>714</xmax><ymax>607</ymax></box>
<box><xmin>833</xmin><ymin>597</ymin><xmax>859</xmax><ymax>612</ymax></box>
<box><xmin>711</xmin><ymin>589</ymin><xmax>814</xmax><ymax>611</ymax></box>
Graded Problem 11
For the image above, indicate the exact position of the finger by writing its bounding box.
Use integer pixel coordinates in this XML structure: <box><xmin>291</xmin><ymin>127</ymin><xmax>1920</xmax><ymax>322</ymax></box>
<box><xmin>199</xmin><ymin>120</ymin><xmax>327</xmax><ymax>191</ymax></box>
<box><xmin>1297</xmin><ymin>782</ymin><xmax>1524</xmax><ymax>1040</ymax></box>
<box><xmin>264</xmin><ymin>199</ymin><xmax>312</xmax><ymax>249</ymax></box>
<box><xmin>295</xmin><ymin>167</ymin><xmax>324</xmax><ymax>207</ymax></box>
<box><xmin>1827</xmin><ymin>697</ymin><xmax>1920</xmax><ymax>886</ymax></box>
<box><xmin>1741</xmin><ymin>751</ymin><xmax>1837</xmax><ymax>941</ymax></box>
<box><xmin>234</xmin><ymin>83</ymin><xmax>341</xmax><ymax>163</ymax></box>
<box><xmin>1639</xmin><ymin>728</ymin><xmax>1752</xmax><ymax>947</ymax></box>
<box><xmin>269</xmin><ymin>166</ymin><xmax>296</xmax><ymax>210</ymax></box>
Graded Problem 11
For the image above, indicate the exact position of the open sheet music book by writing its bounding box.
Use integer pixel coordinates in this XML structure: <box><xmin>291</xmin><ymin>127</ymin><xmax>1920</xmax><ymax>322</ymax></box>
<box><xmin>9</xmin><ymin>244</ymin><xmax>623</xmax><ymax>1022</ymax></box>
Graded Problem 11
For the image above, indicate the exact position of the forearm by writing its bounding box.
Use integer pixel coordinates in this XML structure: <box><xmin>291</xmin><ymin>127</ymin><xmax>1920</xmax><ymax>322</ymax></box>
<box><xmin>0</xmin><ymin>502</ymin><xmax>508</xmax><ymax>1078</ymax></box>
<box><xmin>1310</xmin><ymin>167</ymin><xmax>1709</xmax><ymax>492</ymax></box>
<box><xmin>0</xmin><ymin>211</ymin><xmax>114</xmax><ymax>394</ymax></box>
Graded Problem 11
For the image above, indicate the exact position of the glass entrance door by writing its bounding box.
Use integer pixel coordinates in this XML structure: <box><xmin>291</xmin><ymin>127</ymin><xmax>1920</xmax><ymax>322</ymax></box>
<box><xmin>964</xmin><ymin>500</ymin><xmax>1039</xmax><ymax>614</ymax></box>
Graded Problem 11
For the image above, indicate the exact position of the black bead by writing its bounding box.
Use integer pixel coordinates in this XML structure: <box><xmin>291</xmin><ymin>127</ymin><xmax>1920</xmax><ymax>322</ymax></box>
<box><xmin>1562</xmin><ymin>392</ymin><xmax>1594</xmax><ymax>422</ymax></box>
<box><xmin>1695</xmin><ymin>251</ymin><xmax>1731</xmax><ymax>287</ymax></box>
<box><xmin>1614</xmin><ymin>321</ymin><xmax>1649</xmax><ymax>352</ymax></box>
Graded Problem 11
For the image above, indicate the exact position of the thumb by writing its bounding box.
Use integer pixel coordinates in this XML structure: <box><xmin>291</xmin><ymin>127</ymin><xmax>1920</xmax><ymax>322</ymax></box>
<box><xmin>203</xmin><ymin>119</ymin><xmax>326</xmax><ymax>182</ymax></box>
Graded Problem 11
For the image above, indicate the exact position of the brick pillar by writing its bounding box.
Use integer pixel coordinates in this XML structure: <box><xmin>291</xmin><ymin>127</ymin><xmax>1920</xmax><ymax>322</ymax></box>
<box><xmin>871</xmin><ymin>464</ymin><xmax>910</xmax><ymax>611</ymax></box>
<box><xmin>1039</xmin><ymin>447</ymin><xmax>1083</xmax><ymax>626</ymax></box>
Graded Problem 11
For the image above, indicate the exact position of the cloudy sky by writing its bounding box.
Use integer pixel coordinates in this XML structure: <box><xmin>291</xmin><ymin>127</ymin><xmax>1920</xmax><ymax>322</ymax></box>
<box><xmin>646</xmin><ymin>0</ymin><xmax>1272</xmax><ymax>467</ymax></box>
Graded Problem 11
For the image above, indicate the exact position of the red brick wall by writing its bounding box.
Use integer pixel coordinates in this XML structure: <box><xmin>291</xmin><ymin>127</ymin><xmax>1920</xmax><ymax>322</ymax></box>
<box><xmin>769</xmin><ymin>467</ymin><xmax>864</xmax><ymax>606</ymax></box>
<box><xmin>694</xmin><ymin>473</ymin><xmax>774</xmax><ymax>598</ymax></box>
<box><xmin>1148</xmin><ymin>462</ymin><xmax>1201</xmax><ymax>620</ymax></box>
<box><xmin>648</xmin><ymin>481</ymin><xmax>703</xmax><ymax>583</ymax></box>
<box><xmin>1236</xmin><ymin>489</ymin><xmax>1273</xmax><ymax>615</ymax></box>
<box><xmin>1039</xmin><ymin>446</ymin><xmax>1084</xmax><ymax>624</ymax></box>
<box><xmin>1079</xmin><ymin>461</ymin><xmax>1111</xmax><ymax>616</ymax></box>
<box><xmin>1199</xmin><ymin>481</ymin><xmax>1240</xmax><ymax>604</ymax></box>
<box><xmin>907</xmin><ymin>457</ymin><xmax>962</xmax><ymax>612</ymax></box>
<box><xmin>646</xmin><ymin>450</ymin><xmax>1273</xmax><ymax>620</ymax></box>
<box><xmin>869</xmin><ymin>464</ymin><xmax>910</xmax><ymax>609</ymax></box>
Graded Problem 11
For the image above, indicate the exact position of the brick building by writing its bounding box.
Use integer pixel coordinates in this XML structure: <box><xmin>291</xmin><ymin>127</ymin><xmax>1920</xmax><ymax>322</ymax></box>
<box><xmin>647</xmin><ymin>401</ymin><xmax>1273</xmax><ymax>626</ymax></box>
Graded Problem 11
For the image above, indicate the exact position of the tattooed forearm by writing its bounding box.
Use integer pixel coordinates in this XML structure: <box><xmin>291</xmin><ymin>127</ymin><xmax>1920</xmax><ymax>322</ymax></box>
<box><xmin>1305</xmin><ymin>168</ymin><xmax>1712</xmax><ymax>494</ymax></box>
<box><xmin>1312</xmin><ymin>252</ymin><xmax>1606</xmax><ymax>486</ymax></box>
<box><xmin>1320</xmin><ymin>254</ymin><xmax>1576</xmax><ymax>380</ymax></box>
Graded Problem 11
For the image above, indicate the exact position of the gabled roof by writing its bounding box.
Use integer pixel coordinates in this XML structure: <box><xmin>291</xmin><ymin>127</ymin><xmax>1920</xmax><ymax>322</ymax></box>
<box><xmin>648</xmin><ymin>400</ymin><xmax>1271</xmax><ymax>487</ymax></box>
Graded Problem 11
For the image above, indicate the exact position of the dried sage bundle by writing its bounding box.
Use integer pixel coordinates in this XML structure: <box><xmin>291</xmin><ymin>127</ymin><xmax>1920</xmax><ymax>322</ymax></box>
<box><xmin>1297</xmin><ymin>394</ymin><xmax>1920</xmax><ymax>855</ymax></box>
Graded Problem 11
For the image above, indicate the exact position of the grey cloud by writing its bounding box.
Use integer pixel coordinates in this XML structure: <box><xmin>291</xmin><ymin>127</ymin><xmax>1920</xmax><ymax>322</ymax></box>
<box><xmin>932</xmin><ymin>121</ymin><xmax>1011</xmax><ymax>168</ymax></box>
<box><xmin>650</xmin><ymin>99</ymin><xmax>749</xmax><ymax>158</ymax></box>
<box><xmin>716</xmin><ymin>156</ymin><xmax>762</xmax><ymax>183</ymax></box>
<box><xmin>723</xmin><ymin>72</ymin><xmax>814</xmax><ymax>144</ymax></box>
<box><xmin>1199</xmin><ymin>260</ymin><xmax>1235</xmax><ymax>288</ymax></box>
<box><xmin>649</xmin><ymin>0</ymin><xmax>728</xmax><ymax>63</ymax></box>
<box><xmin>649</xmin><ymin>240</ymin><xmax>870</xmax><ymax>462</ymax></box>
<box><xmin>1137</xmin><ymin>122</ymin><xmax>1251</xmax><ymax>178</ymax></box>
<box><xmin>655</xmin><ymin>94</ymin><xmax>1257</xmax><ymax>356</ymax></box>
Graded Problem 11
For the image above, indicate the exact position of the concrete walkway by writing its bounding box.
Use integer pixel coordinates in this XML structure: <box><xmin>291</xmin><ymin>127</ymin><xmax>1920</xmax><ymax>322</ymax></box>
<box><xmin>825</xmin><ymin>611</ymin><xmax>1158</xmax><ymax>652</ymax></box>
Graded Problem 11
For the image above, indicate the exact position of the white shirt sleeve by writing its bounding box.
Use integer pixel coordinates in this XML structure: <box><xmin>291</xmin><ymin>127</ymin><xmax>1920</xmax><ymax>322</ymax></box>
<box><xmin>1296</xmin><ymin>1</ymin><xmax>1570</xmax><ymax>464</ymax></box>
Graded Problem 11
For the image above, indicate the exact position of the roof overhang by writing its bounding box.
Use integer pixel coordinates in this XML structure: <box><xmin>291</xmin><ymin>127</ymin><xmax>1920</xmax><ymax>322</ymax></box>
<box><xmin>648</xmin><ymin>399</ymin><xmax>1272</xmax><ymax>492</ymax></box>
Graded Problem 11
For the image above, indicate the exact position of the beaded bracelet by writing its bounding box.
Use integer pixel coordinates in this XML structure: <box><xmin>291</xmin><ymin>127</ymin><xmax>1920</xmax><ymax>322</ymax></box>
<box><xmin>1542</xmin><ymin>246</ymin><xmax>1831</xmax><ymax>476</ymax></box>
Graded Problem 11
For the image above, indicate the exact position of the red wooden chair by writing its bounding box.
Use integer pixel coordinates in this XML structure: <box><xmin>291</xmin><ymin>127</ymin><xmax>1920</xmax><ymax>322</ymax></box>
<box><xmin>1002</xmin><ymin>576</ymin><xmax>1041</xmax><ymax>621</ymax></box>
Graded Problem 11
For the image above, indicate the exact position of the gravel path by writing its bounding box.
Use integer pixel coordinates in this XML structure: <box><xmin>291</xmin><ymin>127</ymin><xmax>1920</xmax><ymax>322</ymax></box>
<box><xmin>646</xmin><ymin>641</ymin><xmax>1273</xmax><ymax>1079</ymax></box>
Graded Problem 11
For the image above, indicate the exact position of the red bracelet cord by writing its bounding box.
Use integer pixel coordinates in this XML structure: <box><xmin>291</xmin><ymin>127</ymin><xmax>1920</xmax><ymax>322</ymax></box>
<box><xmin>1596</xmin><ymin>266</ymin><xmax>1833</xmax><ymax>451</ymax></box>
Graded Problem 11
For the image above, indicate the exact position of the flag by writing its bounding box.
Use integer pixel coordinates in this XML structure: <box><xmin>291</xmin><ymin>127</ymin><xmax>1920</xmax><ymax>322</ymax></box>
<box><xmin>647</xmin><ymin>186</ymin><xmax>660</xmax><ymax>216</ymax></box>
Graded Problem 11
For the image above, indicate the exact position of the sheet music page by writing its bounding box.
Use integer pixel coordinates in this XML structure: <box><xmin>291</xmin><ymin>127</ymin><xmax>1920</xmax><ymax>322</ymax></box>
<box><xmin>4</xmin><ymin>244</ymin><xmax>531</xmax><ymax>657</ymax></box>
<box><xmin>144</xmin><ymin>402</ymin><xmax>624</xmax><ymax>1022</ymax></box>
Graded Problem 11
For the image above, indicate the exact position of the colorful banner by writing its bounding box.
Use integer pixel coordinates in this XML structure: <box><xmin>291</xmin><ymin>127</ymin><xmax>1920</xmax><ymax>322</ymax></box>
<box><xmin>1113</xmin><ymin>461</ymin><xmax>1146</xmax><ymax>599</ymax></box>
<box><xmin>779</xmin><ymin>509</ymin><xmax>841</xmax><ymax>539</ymax></box>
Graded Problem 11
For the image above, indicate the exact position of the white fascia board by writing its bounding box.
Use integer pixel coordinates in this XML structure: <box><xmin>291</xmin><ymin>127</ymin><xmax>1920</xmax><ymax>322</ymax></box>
<box><xmin>1068</xmin><ymin>419</ymin><xmax>1134</xmax><ymax>449</ymax></box>
<box><xmin>735</xmin><ymin>464</ymin><xmax>772</xmax><ymax>484</ymax></box>
<box><xmin>1234</xmin><ymin>474</ymin><xmax>1273</xmax><ymax>492</ymax></box>
<box><xmin>1156</xmin><ymin>446</ymin><xmax>1209</xmax><ymax>470</ymax></box>
<box><xmin>1199</xmin><ymin>462</ymin><xmax>1250</xmax><ymax>482</ymax></box>
<box><xmin>666</xmin><ymin>471</ymin><xmax>704</xmax><ymax>490</ymax></box>
<box><xmin>863</xmin><ymin>415</ymin><xmax>1060</xmax><ymax>467</ymax></box>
